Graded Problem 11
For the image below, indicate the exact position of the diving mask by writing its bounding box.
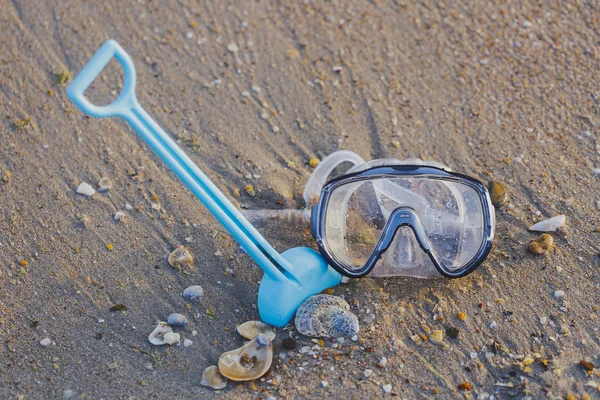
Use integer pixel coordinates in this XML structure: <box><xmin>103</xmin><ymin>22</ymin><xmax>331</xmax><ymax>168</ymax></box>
<box><xmin>245</xmin><ymin>151</ymin><xmax>495</xmax><ymax>279</ymax></box>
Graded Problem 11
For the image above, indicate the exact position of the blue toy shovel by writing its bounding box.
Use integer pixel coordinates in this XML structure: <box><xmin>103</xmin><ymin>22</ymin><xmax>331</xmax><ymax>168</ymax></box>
<box><xmin>67</xmin><ymin>40</ymin><xmax>342</xmax><ymax>327</ymax></box>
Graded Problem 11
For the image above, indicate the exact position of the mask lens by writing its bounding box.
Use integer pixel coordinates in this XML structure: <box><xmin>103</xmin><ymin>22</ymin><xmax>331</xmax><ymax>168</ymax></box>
<box><xmin>324</xmin><ymin>176</ymin><xmax>487</xmax><ymax>275</ymax></box>
<box><xmin>324</xmin><ymin>180</ymin><xmax>384</xmax><ymax>270</ymax></box>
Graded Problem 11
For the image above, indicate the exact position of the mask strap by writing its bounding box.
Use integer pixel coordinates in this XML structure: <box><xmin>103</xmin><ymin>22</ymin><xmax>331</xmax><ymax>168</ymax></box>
<box><xmin>303</xmin><ymin>150</ymin><xmax>365</xmax><ymax>207</ymax></box>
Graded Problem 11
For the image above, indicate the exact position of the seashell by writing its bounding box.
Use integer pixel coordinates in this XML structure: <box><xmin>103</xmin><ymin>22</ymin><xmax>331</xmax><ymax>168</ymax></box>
<box><xmin>163</xmin><ymin>332</ymin><xmax>180</xmax><ymax>345</ymax></box>
<box><xmin>183</xmin><ymin>285</ymin><xmax>204</xmax><ymax>302</ymax></box>
<box><xmin>295</xmin><ymin>294</ymin><xmax>359</xmax><ymax>338</ymax></box>
<box><xmin>98</xmin><ymin>177</ymin><xmax>113</xmax><ymax>192</ymax></box>
<box><xmin>114</xmin><ymin>211</ymin><xmax>127</xmax><ymax>222</ymax></box>
<box><xmin>76</xmin><ymin>182</ymin><xmax>95</xmax><ymax>197</ymax></box>
<box><xmin>168</xmin><ymin>245</ymin><xmax>194</xmax><ymax>269</ymax></box>
<box><xmin>528</xmin><ymin>215</ymin><xmax>566</xmax><ymax>232</ymax></box>
<box><xmin>218</xmin><ymin>333</ymin><xmax>273</xmax><ymax>381</ymax></box>
<box><xmin>167</xmin><ymin>313</ymin><xmax>188</xmax><ymax>327</ymax></box>
<box><xmin>237</xmin><ymin>321</ymin><xmax>276</xmax><ymax>341</ymax></box>
<box><xmin>148</xmin><ymin>322</ymin><xmax>173</xmax><ymax>345</ymax></box>
<box><xmin>528</xmin><ymin>233</ymin><xmax>554</xmax><ymax>255</ymax></box>
<box><xmin>201</xmin><ymin>365</ymin><xmax>228</xmax><ymax>390</ymax></box>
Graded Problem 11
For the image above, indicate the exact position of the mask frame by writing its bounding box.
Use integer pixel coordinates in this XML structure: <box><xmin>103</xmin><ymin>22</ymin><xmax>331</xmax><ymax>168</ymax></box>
<box><xmin>311</xmin><ymin>164</ymin><xmax>495</xmax><ymax>278</ymax></box>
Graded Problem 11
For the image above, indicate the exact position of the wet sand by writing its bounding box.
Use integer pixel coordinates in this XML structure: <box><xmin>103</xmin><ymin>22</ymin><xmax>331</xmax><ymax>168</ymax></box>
<box><xmin>1</xmin><ymin>0</ymin><xmax>599</xmax><ymax>398</ymax></box>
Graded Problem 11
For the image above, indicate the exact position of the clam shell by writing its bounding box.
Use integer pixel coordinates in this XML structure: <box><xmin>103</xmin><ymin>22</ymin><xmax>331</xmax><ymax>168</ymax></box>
<box><xmin>237</xmin><ymin>321</ymin><xmax>276</xmax><ymax>341</ymax></box>
<box><xmin>295</xmin><ymin>294</ymin><xmax>359</xmax><ymax>338</ymax></box>
<box><xmin>168</xmin><ymin>245</ymin><xmax>194</xmax><ymax>269</ymax></box>
<box><xmin>218</xmin><ymin>333</ymin><xmax>272</xmax><ymax>381</ymax></box>
<box><xmin>201</xmin><ymin>365</ymin><xmax>228</xmax><ymax>390</ymax></box>
<box><xmin>98</xmin><ymin>177</ymin><xmax>113</xmax><ymax>192</ymax></box>
<box><xmin>167</xmin><ymin>313</ymin><xmax>188</xmax><ymax>327</ymax></box>
<box><xmin>148</xmin><ymin>322</ymin><xmax>173</xmax><ymax>345</ymax></box>
<box><xmin>183</xmin><ymin>285</ymin><xmax>204</xmax><ymax>302</ymax></box>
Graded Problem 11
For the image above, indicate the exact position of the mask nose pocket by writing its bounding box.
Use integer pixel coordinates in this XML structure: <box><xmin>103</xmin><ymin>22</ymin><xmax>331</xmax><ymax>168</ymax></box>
<box><xmin>390</xmin><ymin>226</ymin><xmax>421</xmax><ymax>267</ymax></box>
<box><xmin>371</xmin><ymin>227</ymin><xmax>439</xmax><ymax>278</ymax></box>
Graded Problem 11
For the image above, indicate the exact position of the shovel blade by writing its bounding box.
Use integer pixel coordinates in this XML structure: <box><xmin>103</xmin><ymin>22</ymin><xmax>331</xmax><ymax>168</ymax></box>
<box><xmin>257</xmin><ymin>247</ymin><xmax>342</xmax><ymax>327</ymax></box>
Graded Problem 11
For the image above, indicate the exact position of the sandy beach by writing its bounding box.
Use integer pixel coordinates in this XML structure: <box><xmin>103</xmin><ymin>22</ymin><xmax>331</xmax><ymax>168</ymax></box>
<box><xmin>1</xmin><ymin>0</ymin><xmax>599</xmax><ymax>398</ymax></box>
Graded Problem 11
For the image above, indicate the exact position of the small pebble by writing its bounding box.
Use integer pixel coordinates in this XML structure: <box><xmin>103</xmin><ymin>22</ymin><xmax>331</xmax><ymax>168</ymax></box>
<box><xmin>489</xmin><ymin>321</ymin><xmax>497</xmax><ymax>329</ymax></box>
<box><xmin>580</xmin><ymin>360</ymin><xmax>595</xmax><ymax>371</ymax></box>
<box><xmin>364</xmin><ymin>369</ymin><xmax>374</xmax><ymax>378</ymax></box>
<box><xmin>245</xmin><ymin>185</ymin><xmax>256</xmax><ymax>197</ymax></box>
<box><xmin>379</xmin><ymin>357</ymin><xmax>388</xmax><ymax>367</ymax></box>
<box><xmin>429</xmin><ymin>330</ymin><xmax>444</xmax><ymax>343</ymax></box>
<box><xmin>40</xmin><ymin>338</ymin><xmax>52</xmax><ymax>347</ymax></box>
<box><xmin>227</xmin><ymin>42</ymin><xmax>239</xmax><ymax>52</ymax></box>
<box><xmin>457</xmin><ymin>382</ymin><xmax>472</xmax><ymax>391</ymax></box>
<box><xmin>457</xmin><ymin>312</ymin><xmax>467</xmax><ymax>321</ymax></box>
<box><xmin>282</xmin><ymin>338</ymin><xmax>298</xmax><ymax>350</ymax></box>
<box><xmin>183</xmin><ymin>285</ymin><xmax>204</xmax><ymax>301</ymax></box>
<box><xmin>446</xmin><ymin>327</ymin><xmax>460</xmax><ymax>339</ymax></box>
<box><xmin>488</xmin><ymin>181</ymin><xmax>507</xmax><ymax>208</ymax></box>
<box><xmin>183</xmin><ymin>339</ymin><xmax>193</xmax><ymax>348</ymax></box>
<box><xmin>76</xmin><ymin>182</ymin><xmax>95</xmax><ymax>197</ymax></box>
<box><xmin>109</xmin><ymin>304</ymin><xmax>127</xmax><ymax>312</ymax></box>
<box><xmin>554</xmin><ymin>290</ymin><xmax>565</xmax><ymax>299</ymax></box>
<box><xmin>382</xmin><ymin>384</ymin><xmax>392</xmax><ymax>393</ymax></box>
<box><xmin>321</xmin><ymin>381</ymin><xmax>329</xmax><ymax>388</ymax></box>
<box><xmin>163</xmin><ymin>332</ymin><xmax>180</xmax><ymax>345</ymax></box>
<box><xmin>528</xmin><ymin>233</ymin><xmax>554</xmax><ymax>255</ymax></box>
<box><xmin>167</xmin><ymin>313</ymin><xmax>188</xmax><ymax>327</ymax></box>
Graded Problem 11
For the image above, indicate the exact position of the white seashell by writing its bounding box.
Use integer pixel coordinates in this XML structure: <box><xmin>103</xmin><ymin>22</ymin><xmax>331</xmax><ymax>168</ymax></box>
<box><xmin>167</xmin><ymin>313</ymin><xmax>188</xmax><ymax>327</ymax></box>
<box><xmin>295</xmin><ymin>295</ymin><xmax>359</xmax><ymax>338</ymax></box>
<box><xmin>183</xmin><ymin>339</ymin><xmax>193</xmax><ymax>348</ymax></box>
<box><xmin>40</xmin><ymin>338</ymin><xmax>52</xmax><ymax>347</ymax></box>
<box><xmin>237</xmin><ymin>321</ymin><xmax>276</xmax><ymax>341</ymax></box>
<box><xmin>218</xmin><ymin>333</ymin><xmax>273</xmax><ymax>381</ymax></box>
<box><xmin>114</xmin><ymin>211</ymin><xmax>127</xmax><ymax>222</ymax></box>
<box><xmin>148</xmin><ymin>322</ymin><xmax>173</xmax><ymax>345</ymax></box>
<box><xmin>183</xmin><ymin>285</ymin><xmax>204</xmax><ymax>302</ymax></box>
<box><xmin>201</xmin><ymin>365</ymin><xmax>228</xmax><ymax>390</ymax></box>
<box><xmin>76</xmin><ymin>182</ymin><xmax>95</xmax><ymax>197</ymax></box>
<box><xmin>163</xmin><ymin>332</ymin><xmax>180</xmax><ymax>345</ymax></box>
<box><xmin>528</xmin><ymin>215</ymin><xmax>566</xmax><ymax>232</ymax></box>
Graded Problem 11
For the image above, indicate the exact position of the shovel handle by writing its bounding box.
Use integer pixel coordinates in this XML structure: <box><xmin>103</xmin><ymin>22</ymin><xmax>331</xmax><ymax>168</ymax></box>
<box><xmin>67</xmin><ymin>40</ymin><xmax>296</xmax><ymax>284</ymax></box>
<box><xmin>67</xmin><ymin>40</ymin><xmax>137</xmax><ymax>118</ymax></box>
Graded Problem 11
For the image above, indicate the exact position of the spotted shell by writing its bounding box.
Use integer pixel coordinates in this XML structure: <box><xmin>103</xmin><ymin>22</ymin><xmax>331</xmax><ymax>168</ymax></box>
<box><xmin>295</xmin><ymin>294</ymin><xmax>359</xmax><ymax>338</ymax></box>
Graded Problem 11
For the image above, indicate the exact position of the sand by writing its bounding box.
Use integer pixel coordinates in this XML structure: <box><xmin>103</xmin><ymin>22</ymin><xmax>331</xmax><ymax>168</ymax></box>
<box><xmin>1</xmin><ymin>0</ymin><xmax>599</xmax><ymax>398</ymax></box>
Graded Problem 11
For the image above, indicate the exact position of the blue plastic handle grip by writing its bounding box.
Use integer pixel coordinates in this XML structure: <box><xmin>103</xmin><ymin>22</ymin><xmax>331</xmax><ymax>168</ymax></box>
<box><xmin>67</xmin><ymin>40</ymin><xmax>298</xmax><ymax>284</ymax></box>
